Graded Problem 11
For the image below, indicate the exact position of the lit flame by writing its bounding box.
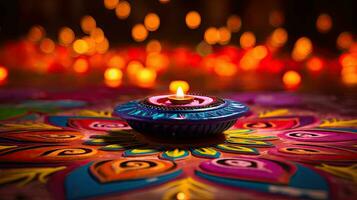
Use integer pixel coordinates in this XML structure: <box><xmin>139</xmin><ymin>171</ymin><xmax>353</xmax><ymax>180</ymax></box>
<box><xmin>176</xmin><ymin>86</ymin><xmax>185</xmax><ymax>98</ymax></box>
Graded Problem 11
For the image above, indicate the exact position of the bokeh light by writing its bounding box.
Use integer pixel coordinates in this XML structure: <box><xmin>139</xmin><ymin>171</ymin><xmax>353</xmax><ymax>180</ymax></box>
<box><xmin>185</xmin><ymin>11</ymin><xmax>201</xmax><ymax>29</ymax></box>
<box><xmin>132</xmin><ymin>24</ymin><xmax>148</xmax><ymax>42</ymax></box>
<box><xmin>104</xmin><ymin>0</ymin><xmax>118</xmax><ymax>10</ymax></box>
<box><xmin>306</xmin><ymin>57</ymin><xmax>323</xmax><ymax>72</ymax></box>
<box><xmin>58</xmin><ymin>27</ymin><xmax>75</xmax><ymax>46</ymax></box>
<box><xmin>226</xmin><ymin>15</ymin><xmax>241</xmax><ymax>32</ymax></box>
<box><xmin>146</xmin><ymin>40</ymin><xmax>162</xmax><ymax>53</ymax></box>
<box><xmin>144</xmin><ymin>13</ymin><xmax>160</xmax><ymax>32</ymax></box>
<box><xmin>337</xmin><ymin>32</ymin><xmax>353</xmax><ymax>50</ymax></box>
<box><xmin>292</xmin><ymin>37</ymin><xmax>313</xmax><ymax>61</ymax></box>
<box><xmin>27</xmin><ymin>25</ymin><xmax>45</xmax><ymax>43</ymax></box>
<box><xmin>146</xmin><ymin>53</ymin><xmax>169</xmax><ymax>72</ymax></box>
<box><xmin>316</xmin><ymin>13</ymin><xmax>332</xmax><ymax>33</ymax></box>
<box><xmin>204</xmin><ymin>27</ymin><xmax>220</xmax><ymax>45</ymax></box>
<box><xmin>73</xmin><ymin>39</ymin><xmax>89</xmax><ymax>54</ymax></box>
<box><xmin>169</xmin><ymin>80</ymin><xmax>190</xmax><ymax>93</ymax></box>
<box><xmin>127</xmin><ymin>60</ymin><xmax>144</xmax><ymax>81</ymax></box>
<box><xmin>240</xmin><ymin>31</ymin><xmax>256</xmax><ymax>49</ymax></box>
<box><xmin>81</xmin><ymin>15</ymin><xmax>96</xmax><ymax>34</ymax></box>
<box><xmin>104</xmin><ymin>67</ymin><xmax>123</xmax><ymax>81</ymax></box>
<box><xmin>218</xmin><ymin>27</ymin><xmax>231</xmax><ymax>45</ymax></box>
<box><xmin>0</xmin><ymin>66</ymin><xmax>8</xmax><ymax>82</ymax></box>
<box><xmin>283</xmin><ymin>70</ymin><xmax>302</xmax><ymax>89</ymax></box>
<box><xmin>40</xmin><ymin>38</ymin><xmax>55</xmax><ymax>54</ymax></box>
<box><xmin>115</xmin><ymin>1</ymin><xmax>131</xmax><ymax>20</ymax></box>
<box><xmin>108</xmin><ymin>55</ymin><xmax>125</xmax><ymax>69</ymax></box>
<box><xmin>269</xmin><ymin>10</ymin><xmax>284</xmax><ymax>27</ymax></box>
<box><xmin>269</xmin><ymin>28</ymin><xmax>288</xmax><ymax>48</ymax></box>
<box><xmin>73</xmin><ymin>58</ymin><xmax>89</xmax><ymax>73</ymax></box>
<box><xmin>136</xmin><ymin>68</ymin><xmax>157</xmax><ymax>88</ymax></box>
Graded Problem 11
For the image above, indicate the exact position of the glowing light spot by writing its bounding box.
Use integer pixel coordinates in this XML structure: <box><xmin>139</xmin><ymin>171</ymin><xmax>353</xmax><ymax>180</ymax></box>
<box><xmin>73</xmin><ymin>39</ymin><xmax>89</xmax><ymax>54</ymax></box>
<box><xmin>159</xmin><ymin>0</ymin><xmax>170</xmax><ymax>3</ymax></box>
<box><xmin>316</xmin><ymin>13</ymin><xmax>332</xmax><ymax>33</ymax></box>
<box><xmin>214</xmin><ymin>59</ymin><xmax>237</xmax><ymax>76</ymax></box>
<box><xmin>28</xmin><ymin>25</ymin><xmax>45</xmax><ymax>42</ymax></box>
<box><xmin>136</xmin><ymin>68</ymin><xmax>157</xmax><ymax>88</ymax></box>
<box><xmin>146</xmin><ymin>53</ymin><xmax>169</xmax><ymax>72</ymax></box>
<box><xmin>73</xmin><ymin>58</ymin><xmax>89</xmax><ymax>73</ymax></box>
<box><xmin>185</xmin><ymin>11</ymin><xmax>201</xmax><ymax>29</ymax></box>
<box><xmin>81</xmin><ymin>15</ymin><xmax>96</xmax><ymax>34</ymax></box>
<box><xmin>169</xmin><ymin>80</ymin><xmax>189</xmax><ymax>94</ymax></box>
<box><xmin>108</xmin><ymin>56</ymin><xmax>125</xmax><ymax>69</ymax></box>
<box><xmin>104</xmin><ymin>0</ymin><xmax>118</xmax><ymax>10</ymax></box>
<box><xmin>105</xmin><ymin>80</ymin><xmax>122</xmax><ymax>87</ymax></box>
<box><xmin>58</xmin><ymin>27</ymin><xmax>75</xmax><ymax>46</ymax></box>
<box><xmin>269</xmin><ymin>28</ymin><xmax>288</xmax><ymax>48</ymax></box>
<box><xmin>146</xmin><ymin>40</ymin><xmax>162</xmax><ymax>53</ymax></box>
<box><xmin>251</xmin><ymin>45</ymin><xmax>268</xmax><ymax>60</ymax></box>
<box><xmin>115</xmin><ymin>1</ymin><xmax>131</xmax><ymax>19</ymax></box>
<box><xmin>104</xmin><ymin>67</ymin><xmax>123</xmax><ymax>81</ymax></box>
<box><xmin>283</xmin><ymin>70</ymin><xmax>301</xmax><ymax>89</ymax></box>
<box><xmin>39</xmin><ymin>38</ymin><xmax>55</xmax><ymax>54</ymax></box>
<box><xmin>176</xmin><ymin>192</ymin><xmax>186</xmax><ymax>200</ymax></box>
<box><xmin>144</xmin><ymin>13</ymin><xmax>160</xmax><ymax>31</ymax></box>
<box><xmin>226</xmin><ymin>15</ymin><xmax>241</xmax><ymax>32</ymax></box>
<box><xmin>337</xmin><ymin>32</ymin><xmax>353</xmax><ymax>50</ymax></box>
<box><xmin>132</xmin><ymin>24</ymin><xmax>148</xmax><ymax>42</ymax></box>
<box><xmin>218</xmin><ymin>27</ymin><xmax>231</xmax><ymax>45</ymax></box>
<box><xmin>292</xmin><ymin>37</ymin><xmax>313</xmax><ymax>61</ymax></box>
<box><xmin>0</xmin><ymin>66</ymin><xmax>8</xmax><ymax>81</ymax></box>
<box><xmin>306</xmin><ymin>57</ymin><xmax>323</xmax><ymax>72</ymax></box>
<box><xmin>90</xmin><ymin>28</ymin><xmax>105</xmax><ymax>43</ymax></box>
<box><xmin>269</xmin><ymin>10</ymin><xmax>284</xmax><ymax>27</ymax></box>
<box><xmin>204</xmin><ymin>27</ymin><xmax>220</xmax><ymax>45</ymax></box>
<box><xmin>127</xmin><ymin>61</ymin><xmax>144</xmax><ymax>81</ymax></box>
<box><xmin>83</xmin><ymin>37</ymin><xmax>96</xmax><ymax>55</ymax></box>
<box><xmin>240</xmin><ymin>31</ymin><xmax>256</xmax><ymax>49</ymax></box>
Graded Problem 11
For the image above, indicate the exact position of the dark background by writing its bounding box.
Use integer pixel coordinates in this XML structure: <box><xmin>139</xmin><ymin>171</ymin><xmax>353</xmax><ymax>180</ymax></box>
<box><xmin>0</xmin><ymin>0</ymin><xmax>356</xmax><ymax>50</ymax></box>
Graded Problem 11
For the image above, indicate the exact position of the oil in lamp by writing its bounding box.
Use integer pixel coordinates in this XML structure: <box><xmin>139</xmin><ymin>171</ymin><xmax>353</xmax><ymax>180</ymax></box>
<box><xmin>114</xmin><ymin>86</ymin><xmax>249</xmax><ymax>138</ymax></box>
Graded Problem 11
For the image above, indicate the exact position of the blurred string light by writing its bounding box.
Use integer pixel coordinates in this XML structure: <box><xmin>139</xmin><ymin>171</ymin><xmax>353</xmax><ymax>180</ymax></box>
<box><xmin>104</xmin><ymin>0</ymin><xmax>118</xmax><ymax>10</ymax></box>
<box><xmin>104</xmin><ymin>67</ymin><xmax>123</xmax><ymax>81</ymax></box>
<box><xmin>73</xmin><ymin>58</ymin><xmax>89</xmax><ymax>73</ymax></box>
<box><xmin>115</xmin><ymin>1</ymin><xmax>131</xmax><ymax>19</ymax></box>
<box><xmin>39</xmin><ymin>38</ymin><xmax>55</xmax><ymax>54</ymax></box>
<box><xmin>132</xmin><ymin>24</ymin><xmax>148</xmax><ymax>42</ymax></box>
<box><xmin>81</xmin><ymin>15</ymin><xmax>96</xmax><ymax>34</ymax></box>
<box><xmin>283</xmin><ymin>70</ymin><xmax>301</xmax><ymax>89</ymax></box>
<box><xmin>185</xmin><ymin>11</ymin><xmax>201</xmax><ymax>29</ymax></box>
<box><xmin>240</xmin><ymin>31</ymin><xmax>256</xmax><ymax>49</ymax></box>
<box><xmin>0</xmin><ymin>66</ymin><xmax>8</xmax><ymax>82</ymax></box>
<box><xmin>291</xmin><ymin>37</ymin><xmax>313</xmax><ymax>61</ymax></box>
<box><xmin>316</xmin><ymin>13</ymin><xmax>332</xmax><ymax>33</ymax></box>
<box><xmin>226</xmin><ymin>15</ymin><xmax>241</xmax><ymax>32</ymax></box>
<box><xmin>27</xmin><ymin>25</ymin><xmax>45</xmax><ymax>43</ymax></box>
<box><xmin>58</xmin><ymin>27</ymin><xmax>75</xmax><ymax>46</ymax></box>
<box><xmin>146</xmin><ymin>40</ymin><xmax>162</xmax><ymax>53</ymax></box>
<box><xmin>337</xmin><ymin>32</ymin><xmax>353</xmax><ymax>50</ymax></box>
<box><xmin>269</xmin><ymin>10</ymin><xmax>284</xmax><ymax>27</ymax></box>
<box><xmin>144</xmin><ymin>13</ymin><xmax>160</xmax><ymax>31</ymax></box>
